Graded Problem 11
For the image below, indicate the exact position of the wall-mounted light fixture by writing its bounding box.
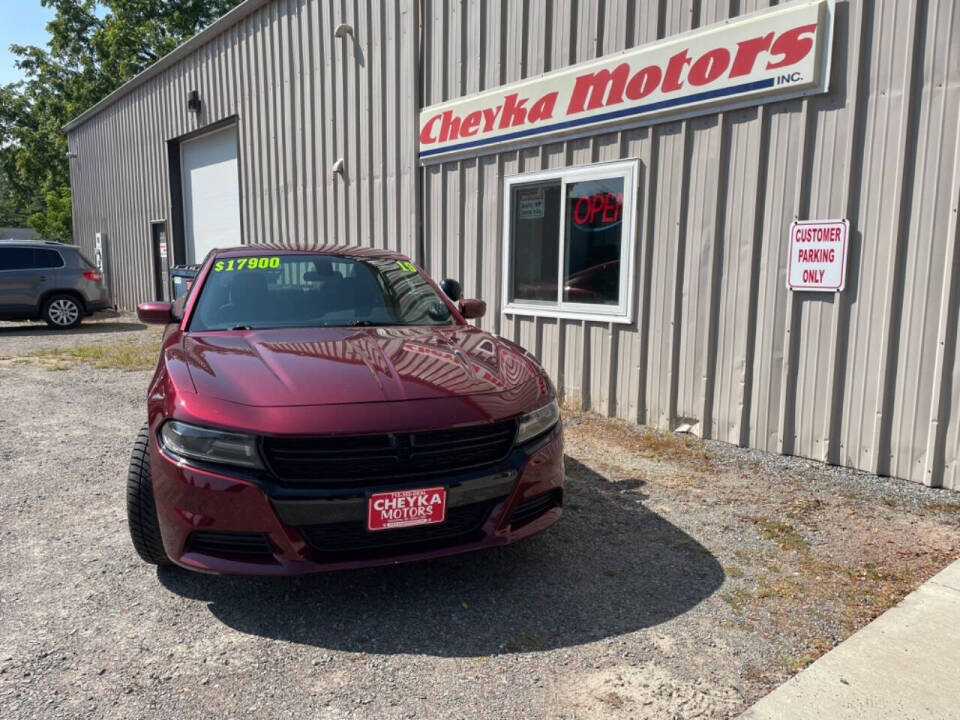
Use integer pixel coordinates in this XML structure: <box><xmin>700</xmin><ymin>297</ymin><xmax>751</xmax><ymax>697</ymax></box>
<box><xmin>65</xmin><ymin>151</ymin><xmax>78</xmax><ymax>159</ymax></box>
<box><xmin>187</xmin><ymin>90</ymin><xmax>202</xmax><ymax>114</ymax></box>
<box><xmin>334</xmin><ymin>23</ymin><xmax>353</xmax><ymax>39</ymax></box>
<box><xmin>331</xmin><ymin>158</ymin><xmax>345</xmax><ymax>175</ymax></box>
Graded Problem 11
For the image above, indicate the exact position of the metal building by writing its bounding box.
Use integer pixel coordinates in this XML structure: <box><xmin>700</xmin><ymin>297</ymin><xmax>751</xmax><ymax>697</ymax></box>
<box><xmin>63</xmin><ymin>0</ymin><xmax>960</xmax><ymax>490</ymax></box>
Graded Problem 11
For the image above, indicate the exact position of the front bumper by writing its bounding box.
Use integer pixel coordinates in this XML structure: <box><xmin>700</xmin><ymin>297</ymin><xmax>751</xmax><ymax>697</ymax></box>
<box><xmin>149</xmin><ymin>424</ymin><xmax>564</xmax><ymax>575</ymax></box>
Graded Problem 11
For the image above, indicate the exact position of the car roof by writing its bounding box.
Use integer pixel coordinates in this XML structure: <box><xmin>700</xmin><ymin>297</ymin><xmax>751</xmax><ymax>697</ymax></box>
<box><xmin>211</xmin><ymin>244</ymin><xmax>410</xmax><ymax>261</ymax></box>
<box><xmin>0</xmin><ymin>239</ymin><xmax>73</xmax><ymax>248</ymax></box>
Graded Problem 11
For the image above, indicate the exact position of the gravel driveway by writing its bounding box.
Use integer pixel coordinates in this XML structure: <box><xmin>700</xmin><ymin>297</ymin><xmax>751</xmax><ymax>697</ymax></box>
<box><xmin>1</xmin><ymin>318</ymin><xmax>958</xmax><ymax>719</ymax></box>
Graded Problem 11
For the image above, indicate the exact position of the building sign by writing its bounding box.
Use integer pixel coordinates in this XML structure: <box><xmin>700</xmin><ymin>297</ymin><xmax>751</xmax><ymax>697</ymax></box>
<box><xmin>419</xmin><ymin>0</ymin><xmax>834</xmax><ymax>162</ymax></box>
<box><xmin>787</xmin><ymin>218</ymin><xmax>849</xmax><ymax>292</ymax></box>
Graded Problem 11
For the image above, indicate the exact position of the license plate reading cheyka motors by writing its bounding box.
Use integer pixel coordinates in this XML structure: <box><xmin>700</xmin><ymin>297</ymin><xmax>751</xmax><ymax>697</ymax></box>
<box><xmin>367</xmin><ymin>487</ymin><xmax>447</xmax><ymax>531</ymax></box>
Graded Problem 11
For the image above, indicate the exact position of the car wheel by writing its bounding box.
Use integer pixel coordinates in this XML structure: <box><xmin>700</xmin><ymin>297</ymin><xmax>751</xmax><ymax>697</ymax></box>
<box><xmin>126</xmin><ymin>423</ymin><xmax>171</xmax><ymax>566</ymax></box>
<box><xmin>42</xmin><ymin>294</ymin><xmax>83</xmax><ymax>329</ymax></box>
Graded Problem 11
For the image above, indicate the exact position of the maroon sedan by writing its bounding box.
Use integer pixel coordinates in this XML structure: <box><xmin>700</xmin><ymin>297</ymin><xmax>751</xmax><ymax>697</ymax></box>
<box><xmin>128</xmin><ymin>245</ymin><xmax>563</xmax><ymax>575</ymax></box>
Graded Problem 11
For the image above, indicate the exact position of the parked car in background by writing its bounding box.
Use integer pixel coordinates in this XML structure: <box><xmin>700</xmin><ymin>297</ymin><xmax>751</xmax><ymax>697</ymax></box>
<box><xmin>0</xmin><ymin>240</ymin><xmax>112</xmax><ymax>329</ymax></box>
<box><xmin>128</xmin><ymin>245</ymin><xmax>564</xmax><ymax>575</ymax></box>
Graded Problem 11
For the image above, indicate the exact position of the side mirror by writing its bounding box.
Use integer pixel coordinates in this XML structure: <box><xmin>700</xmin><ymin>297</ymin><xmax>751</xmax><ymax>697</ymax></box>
<box><xmin>459</xmin><ymin>298</ymin><xmax>486</xmax><ymax>319</ymax></box>
<box><xmin>137</xmin><ymin>301</ymin><xmax>175</xmax><ymax>325</ymax></box>
<box><xmin>440</xmin><ymin>278</ymin><xmax>462</xmax><ymax>301</ymax></box>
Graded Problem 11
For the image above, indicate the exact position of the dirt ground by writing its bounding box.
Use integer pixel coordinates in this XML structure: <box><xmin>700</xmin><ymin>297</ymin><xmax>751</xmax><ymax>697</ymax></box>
<box><xmin>1</xmin><ymin>316</ymin><xmax>958</xmax><ymax>719</ymax></box>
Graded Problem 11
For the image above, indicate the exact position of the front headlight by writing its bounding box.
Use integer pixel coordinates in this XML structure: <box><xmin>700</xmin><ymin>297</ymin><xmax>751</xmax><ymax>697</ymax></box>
<box><xmin>516</xmin><ymin>399</ymin><xmax>560</xmax><ymax>445</ymax></box>
<box><xmin>159</xmin><ymin>420</ymin><xmax>263</xmax><ymax>468</ymax></box>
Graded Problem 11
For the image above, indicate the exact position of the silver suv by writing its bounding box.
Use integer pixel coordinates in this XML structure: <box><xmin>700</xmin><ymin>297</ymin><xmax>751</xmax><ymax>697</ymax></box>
<box><xmin>0</xmin><ymin>240</ymin><xmax>112</xmax><ymax>329</ymax></box>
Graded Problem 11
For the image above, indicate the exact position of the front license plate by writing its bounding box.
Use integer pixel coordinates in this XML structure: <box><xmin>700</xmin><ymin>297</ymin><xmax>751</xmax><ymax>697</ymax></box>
<box><xmin>367</xmin><ymin>486</ymin><xmax>447</xmax><ymax>531</ymax></box>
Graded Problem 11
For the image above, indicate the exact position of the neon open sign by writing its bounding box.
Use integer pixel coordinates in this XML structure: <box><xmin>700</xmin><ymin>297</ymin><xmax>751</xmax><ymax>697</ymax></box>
<box><xmin>573</xmin><ymin>192</ymin><xmax>623</xmax><ymax>229</ymax></box>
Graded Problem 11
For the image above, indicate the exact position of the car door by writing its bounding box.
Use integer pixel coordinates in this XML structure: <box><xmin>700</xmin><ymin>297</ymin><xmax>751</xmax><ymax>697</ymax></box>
<box><xmin>0</xmin><ymin>247</ymin><xmax>60</xmax><ymax>313</ymax></box>
<box><xmin>0</xmin><ymin>247</ymin><xmax>36</xmax><ymax>312</ymax></box>
<box><xmin>32</xmin><ymin>248</ymin><xmax>66</xmax><ymax>302</ymax></box>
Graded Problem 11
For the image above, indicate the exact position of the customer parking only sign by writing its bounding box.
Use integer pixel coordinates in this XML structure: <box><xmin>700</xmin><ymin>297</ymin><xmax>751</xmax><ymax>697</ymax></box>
<box><xmin>787</xmin><ymin>218</ymin><xmax>849</xmax><ymax>292</ymax></box>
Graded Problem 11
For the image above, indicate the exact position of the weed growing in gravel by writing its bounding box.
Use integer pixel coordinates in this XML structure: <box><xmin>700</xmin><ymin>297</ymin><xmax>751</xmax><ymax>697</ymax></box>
<box><xmin>926</xmin><ymin>501</ymin><xmax>960</xmax><ymax>516</ymax></box>
<box><xmin>719</xmin><ymin>589</ymin><xmax>753</xmax><ymax>614</ymax></box>
<box><xmin>783</xmin><ymin>653</ymin><xmax>816</xmax><ymax>673</ymax></box>
<box><xmin>597</xmin><ymin>691</ymin><xmax>625</xmax><ymax>708</ymax></box>
<box><xmin>562</xmin><ymin>408</ymin><xmax>713</xmax><ymax>471</ymax></box>
<box><xmin>743</xmin><ymin>516</ymin><xmax>808</xmax><ymax>551</ymax></box>
<box><xmin>634</xmin><ymin>429</ymin><xmax>712</xmax><ymax>469</ymax></box>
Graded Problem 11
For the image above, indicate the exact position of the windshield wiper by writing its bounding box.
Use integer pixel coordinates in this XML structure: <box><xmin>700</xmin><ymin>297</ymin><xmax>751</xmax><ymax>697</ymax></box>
<box><xmin>352</xmin><ymin>320</ymin><xmax>402</xmax><ymax>327</ymax></box>
<box><xmin>229</xmin><ymin>324</ymin><xmax>253</xmax><ymax>331</ymax></box>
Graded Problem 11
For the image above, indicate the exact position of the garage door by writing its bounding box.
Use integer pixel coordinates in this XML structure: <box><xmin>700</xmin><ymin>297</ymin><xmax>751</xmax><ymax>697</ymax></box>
<box><xmin>181</xmin><ymin>126</ymin><xmax>242</xmax><ymax>264</ymax></box>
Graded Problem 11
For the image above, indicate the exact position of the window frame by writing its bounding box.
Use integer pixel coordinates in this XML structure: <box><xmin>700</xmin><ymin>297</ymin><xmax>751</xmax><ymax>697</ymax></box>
<box><xmin>501</xmin><ymin>159</ymin><xmax>639</xmax><ymax>324</ymax></box>
<box><xmin>0</xmin><ymin>247</ymin><xmax>64</xmax><ymax>271</ymax></box>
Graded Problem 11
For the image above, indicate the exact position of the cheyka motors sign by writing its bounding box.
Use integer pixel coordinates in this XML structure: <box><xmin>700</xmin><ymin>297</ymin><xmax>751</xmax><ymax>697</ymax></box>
<box><xmin>419</xmin><ymin>0</ymin><xmax>834</xmax><ymax>161</ymax></box>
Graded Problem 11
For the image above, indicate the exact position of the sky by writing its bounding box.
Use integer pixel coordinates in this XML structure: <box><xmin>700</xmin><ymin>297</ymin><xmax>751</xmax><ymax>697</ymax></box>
<box><xmin>0</xmin><ymin>1</ymin><xmax>56</xmax><ymax>86</ymax></box>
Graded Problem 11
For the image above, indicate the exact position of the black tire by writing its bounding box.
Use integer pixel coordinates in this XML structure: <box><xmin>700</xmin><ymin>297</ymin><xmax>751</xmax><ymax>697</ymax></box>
<box><xmin>42</xmin><ymin>293</ymin><xmax>83</xmax><ymax>329</ymax></box>
<box><xmin>126</xmin><ymin>423</ymin><xmax>171</xmax><ymax>565</ymax></box>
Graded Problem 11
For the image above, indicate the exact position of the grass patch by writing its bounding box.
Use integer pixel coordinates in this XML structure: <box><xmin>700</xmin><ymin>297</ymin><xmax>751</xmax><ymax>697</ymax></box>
<box><xmin>723</xmin><ymin>564</ymin><xmax>746</xmax><ymax>579</ymax></box>
<box><xmin>633</xmin><ymin>428</ymin><xmax>711</xmax><ymax>468</ymax></box>
<box><xmin>755</xmin><ymin>574</ymin><xmax>803</xmax><ymax>600</ymax></box>
<box><xmin>562</xmin><ymin>407</ymin><xmax>712</xmax><ymax>471</ymax></box>
<box><xmin>719</xmin><ymin>589</ymin><xmax>753</xmax><ymax>614</ymax></box>
<box><xmin>30</xmin><ymin>339</ymin><xmax>160</xmax><ymax>372</ymax></box>
<box><xmin>840</xmin><ymin>561</ymin><xmax>909</xmax><ymax>585</ymax></box>
<box><xmin>780</xmin><ymin>636</ymin><xmax>834</xmax><ymax>674</ymax></box>
<box><xmin>783</xmin><ymin>653</ymin><xmax>817</xmax><ymax>673</ymax></box>
<box><xmin>927</xmin><ymin>501</ymin><xmax>960</xmax><ymax>516</ymax></box>
<box><xmin>745</xmin><ymin>516</ymin><xmax>809</xmax><ymax>551</ymax></box>
<box><xmin>597</xmin><ymin>691</ymin><xmax>625</xmax><ymax>709</ymax></box>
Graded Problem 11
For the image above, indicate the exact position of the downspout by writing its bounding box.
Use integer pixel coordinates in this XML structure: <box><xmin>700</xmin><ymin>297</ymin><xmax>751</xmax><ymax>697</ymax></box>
<box><xmin>414</xmin><ymin>0</ymin><xmax>425</xmax><ymax>267</ymax></box>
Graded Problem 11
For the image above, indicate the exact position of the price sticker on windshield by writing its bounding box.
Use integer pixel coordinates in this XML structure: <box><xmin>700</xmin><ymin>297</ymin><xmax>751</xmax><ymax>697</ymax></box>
<box><xmin>214</xmin><ymin>257</ymin><xmax>281</xmax><ymax>272</ymax></box>
<box><xmin>396</xmin><ymin>260</ymin><xmax>417</xmax><ymax>273</ymax></box>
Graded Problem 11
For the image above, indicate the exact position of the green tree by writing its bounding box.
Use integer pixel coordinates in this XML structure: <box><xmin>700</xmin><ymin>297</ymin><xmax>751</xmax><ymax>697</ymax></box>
<box><xmin>0</xmin><ymin>0</ymin><xmax>242</xmax><ymax>241</ymax></box>
<box><xmin>0</xmin><ymin>170</ymin><xmax>31</xmax><ymax>227</ymax></box>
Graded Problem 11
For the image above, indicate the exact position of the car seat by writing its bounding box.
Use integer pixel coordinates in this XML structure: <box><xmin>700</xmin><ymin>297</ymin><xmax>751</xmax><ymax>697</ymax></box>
<box><xmin>228</xmin><ymin>271</ymin><xmax>271</xmax><ymax>323</ymax></box>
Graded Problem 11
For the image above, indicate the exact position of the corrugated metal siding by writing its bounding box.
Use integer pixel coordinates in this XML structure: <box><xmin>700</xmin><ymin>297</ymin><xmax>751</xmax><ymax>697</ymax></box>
<box><xmin>65</xmin><ymin>0</ymin><xmax>960</xmax><ymax>489</ymax></box>
<box><xmin>67</xmin><ymin>0</ymin><xmax>418</xmax><ymax>312</ymax></box>
<box><xmin>419</xmin><ymin>0</ymin><xmax>960</xmax><ymax>489</ymax></box>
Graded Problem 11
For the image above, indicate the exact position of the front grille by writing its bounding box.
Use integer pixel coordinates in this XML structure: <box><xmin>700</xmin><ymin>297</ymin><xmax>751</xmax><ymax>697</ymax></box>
<box><xmin>299</xmin><ymin>498</ymin><xmax>502</xmax><ymax>561</ymax></box>
<box><xmin>509</xmin><ymin>489</ymin><xmax>562</xmax><ymax>528</ymax></box>
<box><xmin>185</xmin><ymin>531</ymin><xmax>274</xmax><ymax>558</ymax></box>
<box><xmin>262</xmin><ymin>420</ymin><xmax>517</xmax><ymax>485</ymax></box>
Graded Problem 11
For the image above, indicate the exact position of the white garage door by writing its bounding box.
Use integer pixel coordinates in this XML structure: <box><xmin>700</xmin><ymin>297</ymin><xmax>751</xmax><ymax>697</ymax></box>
<box><xmin>181</xmin><ymin>126</ymin><xmax>242</xmax><ymax>264</ymax></box>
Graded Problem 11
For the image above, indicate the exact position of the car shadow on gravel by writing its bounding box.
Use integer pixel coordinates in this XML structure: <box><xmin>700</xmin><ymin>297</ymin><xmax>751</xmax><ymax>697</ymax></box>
<box><xmin>158</xmin><ymin>457</ymin><xmax>724</xmax><ymax>656</ymax></box>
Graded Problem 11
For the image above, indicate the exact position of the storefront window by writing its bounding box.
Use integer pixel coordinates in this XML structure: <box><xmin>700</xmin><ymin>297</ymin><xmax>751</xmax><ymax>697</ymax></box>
<box><xmin>510</xmin><ymin>183</ymin><xmax>560</xmax><ymax>302</ymax></box>
<box><xmin>564</xmin><ymin>178</ymin><xmax>624</xmax><ymax>305</ymax></box>
<box><xmin>502</xmin><ymin>161</ymin><xmax>637</xmax><ymax>323</ymax></box>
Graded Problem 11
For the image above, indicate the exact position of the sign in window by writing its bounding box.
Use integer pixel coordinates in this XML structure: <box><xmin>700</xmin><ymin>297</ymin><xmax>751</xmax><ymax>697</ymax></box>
<box><xmin>503</xmin><ymin>160</ymin><xmax>638</xmax><ymax>323</ymax></box>
<box><xmin>564</xmin><ymin>178</ymin><xmax>624</xmax><ymax>305</ymax></box>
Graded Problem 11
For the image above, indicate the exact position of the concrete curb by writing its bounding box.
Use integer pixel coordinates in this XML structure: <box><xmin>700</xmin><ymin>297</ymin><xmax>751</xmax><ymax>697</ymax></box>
<box><xmin>740</xmin><ymin>559</ymin><xmax>960</xmax><ymax>719</ymax></box>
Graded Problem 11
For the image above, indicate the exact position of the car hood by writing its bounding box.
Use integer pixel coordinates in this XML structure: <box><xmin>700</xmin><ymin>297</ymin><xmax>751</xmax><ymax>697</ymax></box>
<box><xmin>180</xmin><ymin>325</ymin><xmax>540</xmax><ymax>407</ymax></box>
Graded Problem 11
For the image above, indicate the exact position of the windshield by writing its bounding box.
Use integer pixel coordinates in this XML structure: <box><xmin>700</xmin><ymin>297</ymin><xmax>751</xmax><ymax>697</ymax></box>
<box><xmin>188</xmin><ymin>254</ymin><xmax>455</xmax><ymax>331</ymax></box>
